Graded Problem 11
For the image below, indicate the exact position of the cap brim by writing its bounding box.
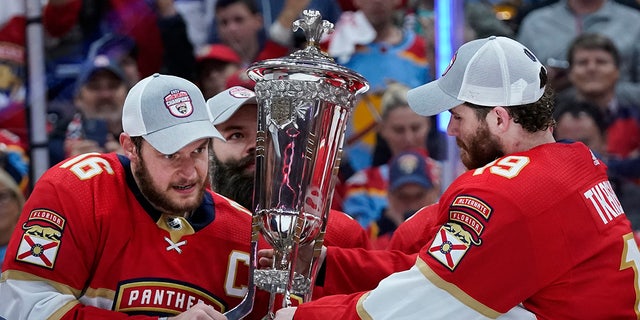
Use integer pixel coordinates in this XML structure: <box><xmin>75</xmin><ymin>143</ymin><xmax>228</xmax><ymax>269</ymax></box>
<box><xmin>407</xmin><ymin>80</ymin><xmax>464</xmax><ymax>116</ymax></box>
<box><xmin>390</xmin><ymin>176</ymin><xmax>433</xmax><ymax>192</ymax></box>
<box><xmin>143</xmin><ymin>120</ymin><xmax>223</xmax><ymax>154</ymax></box>
<box><xmin>208</xmin><ymin>96</ymin><xmax>257</xmax><ymax>125</ymax></box>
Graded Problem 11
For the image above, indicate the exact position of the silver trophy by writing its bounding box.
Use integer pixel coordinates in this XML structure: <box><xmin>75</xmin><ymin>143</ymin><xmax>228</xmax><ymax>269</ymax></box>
<box><xmin>223</xmin><ymin>9</ymin><xmax>368</xmax><ymax>320</ymax></box>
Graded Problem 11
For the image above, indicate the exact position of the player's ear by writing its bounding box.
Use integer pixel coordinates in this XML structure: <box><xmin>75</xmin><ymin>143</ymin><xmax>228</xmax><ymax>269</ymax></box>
<box><xmin>119</xmin><ymin>133</ymin><xmax>137</xmax><ymax>159</ymax></box>
<box><xmin>491</xmin><ymin>107</ymin><xmax>511</xmax><ymax>132</ymax></box>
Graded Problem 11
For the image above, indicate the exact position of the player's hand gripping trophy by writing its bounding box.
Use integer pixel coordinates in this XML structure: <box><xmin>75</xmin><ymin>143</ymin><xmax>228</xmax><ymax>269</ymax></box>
<box><xmin>223</xmin><ymin>9</ymin><xmax>369</xmax><ymax>320</ymax></box>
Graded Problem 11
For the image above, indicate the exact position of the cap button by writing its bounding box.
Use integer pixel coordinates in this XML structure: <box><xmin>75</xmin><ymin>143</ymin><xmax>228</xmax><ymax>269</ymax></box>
<box><xmin>489</xmin><ymin>36</ymin><xmax>497</xmax><ymax>40</ymax></box>
<box><xmin>152</xmin><ymin>73</ymin><xmax>160</xmax><ymax>78</ymax></box>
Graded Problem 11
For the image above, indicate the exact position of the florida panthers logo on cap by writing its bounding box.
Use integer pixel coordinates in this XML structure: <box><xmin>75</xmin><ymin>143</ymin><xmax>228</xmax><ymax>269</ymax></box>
<box><xmin>164</xmin><ymin>89</ymin><xmax>194</xmax><ymax>118</ymax></box>
<box><xmin>398</xmin><ymin>153</ymin><xmax>420</xmax><ymax>174</ymax></box>
<box><xmin>228</xmin><ymin>86</ymin><xmax>255</xmax><ymax>99</ymax></box>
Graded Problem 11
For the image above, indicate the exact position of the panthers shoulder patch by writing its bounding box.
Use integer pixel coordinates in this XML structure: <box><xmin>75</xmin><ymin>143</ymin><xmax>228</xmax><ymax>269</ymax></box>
<box><xmin>16</xmin><ymin>209</ymin><xmax>66</xmax><ymax>269</ymax></box>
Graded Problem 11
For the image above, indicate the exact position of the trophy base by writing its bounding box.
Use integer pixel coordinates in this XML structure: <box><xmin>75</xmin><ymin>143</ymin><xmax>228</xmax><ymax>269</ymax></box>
<box><xmin>254</xmin><ymin>269</ymin><xmax>311</xmax><ymax>296</ymax></box>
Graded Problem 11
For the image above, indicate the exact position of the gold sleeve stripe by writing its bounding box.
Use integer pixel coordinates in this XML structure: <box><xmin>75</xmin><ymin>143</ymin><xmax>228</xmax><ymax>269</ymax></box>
<box><xmin>48</xmin><ymin>300</ymin><xmax>79</xmax><ymax>320</ymax></box>
<box><xmin>1</xmin><ymin>270</ymin><xmax>81</xmax><ymax>297</ymax></box>
<box><xmin>415</xmin><ymin>258</ymin><xmax>502</xmax><ymax>319</ymax></box>
<box><xmin>355</xmin><ymin>291</ymin><xmax>374</xmax><ymax>320</ymax></box>
<box><xmin>83</xmin><ymin>286</ymin><xmax>117</xmax><ymax>300</ymax></box>
<box><xmin>2</xmin><ymin>270</ymin><xmax>116</xmax><ymax>301</ymax></box>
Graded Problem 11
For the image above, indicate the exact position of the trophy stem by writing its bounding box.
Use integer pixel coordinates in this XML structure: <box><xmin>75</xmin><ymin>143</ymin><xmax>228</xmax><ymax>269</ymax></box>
<box><xmin>263</xmin><ymin>250</ymin><xmax>291</xmax><ymax>320</ymax></box>
<box><xmin>274</xmin><ymin>248</ymin><xmax>290</xmax><ymax>270</ymax></box>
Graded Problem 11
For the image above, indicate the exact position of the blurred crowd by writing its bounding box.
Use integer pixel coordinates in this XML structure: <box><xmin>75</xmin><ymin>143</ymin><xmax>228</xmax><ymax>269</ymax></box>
<box><xmin>1</xmin><ymin>0</ymin><xmax>640</xmax><ymax>249</ymax></box>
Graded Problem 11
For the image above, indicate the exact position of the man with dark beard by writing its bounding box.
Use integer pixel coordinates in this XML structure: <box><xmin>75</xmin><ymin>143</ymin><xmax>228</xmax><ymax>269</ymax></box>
<box><xmin>210</xmin><ymin>153</ymin><xmax>255</xmax><ymax>209</ymax></box>
<box><xmin>265</xmin><ymin>36</ymin><xmax>638</xmax><ymax>320</ymax></box>
<box><xmin>0</xmin><ymin>74</ymin><xmax>275</xmax><ymax>320</ymax></box>
<box><xmin>207</xmin><ymin>86</ymin><xmax>258</xmax><ymax>210</ymax></box>
<box><xmin>207</xmin><ymin>86</ymin><xmax>370</xmax><ymax>297</ymax></box>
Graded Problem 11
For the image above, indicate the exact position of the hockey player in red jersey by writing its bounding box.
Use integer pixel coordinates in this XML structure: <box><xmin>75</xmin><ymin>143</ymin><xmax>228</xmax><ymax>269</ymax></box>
<box><xmin>265</xmin><ymin>36</ymin><xmax>639</xmax><ymax>319</ymax></box>
<box><xmin>0</xmin><ymin>74</ymin><xmax>264</xmax><ymax>319</ymax></box>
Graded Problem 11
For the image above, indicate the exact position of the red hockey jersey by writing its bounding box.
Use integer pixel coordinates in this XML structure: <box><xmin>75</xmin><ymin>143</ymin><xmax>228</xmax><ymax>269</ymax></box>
<box><xmin>0</xmin><ymin>153</ymin><xmax>271</xmax><ymax>319</ymax></box>
<box><xmin>387</xmin><ymin>202</ymin><xmax>440</xmax><ymax>254</ymax></box>
<box><xmin>294</xmin><ymin>142</ymin><xmax>638</xmax><ymax>319</ymax></box>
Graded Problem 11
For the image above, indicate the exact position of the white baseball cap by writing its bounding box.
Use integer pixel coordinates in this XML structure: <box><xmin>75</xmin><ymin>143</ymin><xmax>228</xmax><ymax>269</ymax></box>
<box><xmin>122</xmin><ymin>73</ymin><xmax>223</xmax><ymax>154</ymax></box>
<box><xmin>407</xmin><ymin>36</ymin><xmax>547</xmax><ymax>116</ymax></box>
<box><xmin>206</xmin><ymin>86</ymin><xmax>257</xmax><ymax>125</ymax></box>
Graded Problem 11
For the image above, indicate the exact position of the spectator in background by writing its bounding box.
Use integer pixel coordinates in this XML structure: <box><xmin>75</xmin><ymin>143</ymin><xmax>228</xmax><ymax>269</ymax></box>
<box><xmin>213</xmin><ymin>0</ymin><xmax>289</xmax><ymax>67</ymax></box>
<box><xmin>195</xmin><ymin>44</ymin><xmax>242</xmax><ymax>99</ymax></box>
<box><xmin>173</xmin><ymin>0</ymin><xmax>217</xmax><ymax>51</ymax></box>
<box><xmin>207</xmin><ymin>0</ymin><xmax>342</xmax><ymax>50</ymax></box>
<box><xmin>368</xmin><ymin>149</ymin><xmax>439</xmax><ymax>250</ymax></box>
<box><xmin>554</xmin><ymin>34</ymin><xmax>640</xmax><ymax>227</ymax></box>
<box><xmin>0</xmin><ymin>4</ymin><xmax>27</xmax><ymax>149</ymax></box>
<box><xmin>0</xmin><ymin>131</ymin><xmax>29</xmax><ymax>195</ymax></box>
<box><xmin>341</xmin><ymin>83</ymin><xmax>441</xmax><ymax>227</ymax></box>
<box><xmin>321</xmin><ymin>0</ymin><xmax>431</xmax><ymax>173</ymax></box>
<box><xmin>553</xmin><ymin>99</ymin><xmax>640</xmax><ymax>230</ymax></box>
<box><xmin>0</xmin><ymin>167</ymin><xmax>23</xmax><ymax>265</ymax></box>
<box><xmin>553</xmin><ymin>100</ymin><xmax>607</xmax><ymax>155</ymax></box>
<box><xmin>558</xmin><ymin>33</ymin><xmax>640</xmax><ymax>159</ymax></box>
<box><xmin>517</xmin><ymin>0</ymin><xmax>640</xmax><ymax>92</ymax></box>
<box><xmin>86</xmin><ymin>33</ymin><xmax>140</xmax><ymax>87</ymax></box>
<box><xmin>325</xmin><ymin>0</ymin><xmax>429</xmax><ymax>92</ymax></box>
<box><xmin>0</xmin><ymin>7</ymin><xmax>29</xmax><ymax>195</ymax></box>
<box><xmin>48</xmin><ymin>54</ymin><xmax>128</xmax><ymax>166</ymax></box>
<box><xmin>211</xmin><ymin>0</ymin><xmax>291</xmax><ymax>106</ymax></box>
<box><xmin>43</xmin><ymin>0</ymin><xmax>162</xmax><ymax>103</ymax></box>
<box><xmin>42</xmin><ymin>0</ymin><xmax>195</xmax><ymax>107</ymax></box>
<box><xmin>263</xmin><ymin>0</ymin><xmax>342</xmax><ymax>49</ymax></box>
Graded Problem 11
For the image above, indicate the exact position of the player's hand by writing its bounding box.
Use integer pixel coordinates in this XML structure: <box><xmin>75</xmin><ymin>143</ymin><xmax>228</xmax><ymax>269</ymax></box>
<box><xmin>257</xmin><ymin>243</ymin><xmax>321</xmax><ymax>275</ymax></box>
<box><xmin>168</xmin><ymin>302</ymin><xmax>227</xmax><ymax>320</ymax></box>
<box><xmin>257</xmin><ymin>248</ymin><xmax>274</xmax><ymax>268</ymax></box>
<box><xmin>294</xmin><ymin>242</ymin><xmax>316</xmax><ymax>275</ymax></box>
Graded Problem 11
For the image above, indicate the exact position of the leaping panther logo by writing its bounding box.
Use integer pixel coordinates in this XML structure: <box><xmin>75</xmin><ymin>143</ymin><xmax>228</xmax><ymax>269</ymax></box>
<box><xmin>443</xmin><ymin>222</ymin><xmax>482</xmax><ymax>246</ymax></box>
<box><xmin>22</xmin><ymin>223</ymin><xmax>62</xmax><ymax>241</ymax></box>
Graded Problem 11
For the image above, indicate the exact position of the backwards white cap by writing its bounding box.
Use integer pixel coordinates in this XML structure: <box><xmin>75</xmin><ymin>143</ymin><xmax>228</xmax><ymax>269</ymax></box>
<box><xmin>407</xmin><ymin>36</ymin><xmax>547</xmax><ymax>116</ymax></box>
<box><xmin>122</xmin><ymin>73</ymin><xmax>223</xmax><ymax>154</ymax></box>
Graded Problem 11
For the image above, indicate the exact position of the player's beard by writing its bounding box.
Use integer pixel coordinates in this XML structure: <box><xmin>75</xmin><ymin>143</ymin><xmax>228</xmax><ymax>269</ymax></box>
<box><xmin>210</xmin><ymin>153</ymin><xmax>255</xmax><ymax>210</ymax></box>
<box><xmin>134</xmin><ymin>156</ymin><xmax>205</xmax><ymax>214</ymax></box>
<box><xmin>457</xmin><ymin>121</ymin><xmax>505</xmax><ymax>170</ymax></box>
